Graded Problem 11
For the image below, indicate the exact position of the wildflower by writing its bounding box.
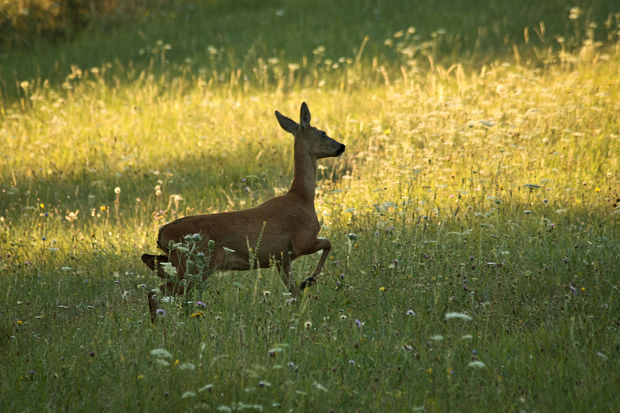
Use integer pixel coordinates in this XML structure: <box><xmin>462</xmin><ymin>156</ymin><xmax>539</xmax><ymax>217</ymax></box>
<box><xmin>379</xmin><ymin>286</ymin><xmax>386</xmax><ymax>292</ymax></box>
<box><xmin>313</xmin><ymin>381</ymin><xmax>328</xmax><ymax>392</ymax></box>
<box><xmin>348</xmin><ymin>359</ymin><xmax>356</xmax><ymax>365</ymax></box>
<box><xmin>569</xmin><ymin>7</ymin><xmax>582</xmax><ymax>20</ymax></box>
<box><xmin>160</xmin><ymin>262</ymin><xmax>177</xmax><ymax>277</ymax></box>
<box><xmin>445</xmin><ymin>312</ymin><xmax>472</xmax><ymax>321</ymax></box>
<box><xmin>190</xmin><ymin>311</ymin><xmax>204</xmax><ymax>318</ymax></box>
<box><xmin>354</xmin><ymin>319</ymin><xmax>363</xmax><ymax>328</ymax></box>
<box><xmin>114</xmin><ymin>187</ymin><xmax>121</xmax><ymax>194</ymax></box>
<box><xmin>468</xmin><ymin>361</ymin><xmax>486</xmax><ymax>368</ymax></box>
<box><xmin>596</xmin><ymin>352</ymin><xmax>609</xmax><ymax>361</ymax></box>
<box><xmin>150</xmin><ymin>348</ymin><xmax>173</xmax><ymax>359</ymax></box>
<box><xmin>181</xmin><ymin>391</ymin><xmax>196</xmax><ymax>398</ymax></box>
<box><xmin>304</xmin><ymin>321</ymin><xmax>312</xmax><ymax>329</ymax></box>
<box><xmin>99</xmin><ymin>205</ymin><xmax>106</xmax><ymax>212</ymax></box>
<box><xmin>406</xmin><ymin>309</ymin><xmax>416</xmax><ymax>317</ymax></box>
<box><xmin>39</xmin><ymin>203</ymin><xmax>44</xmax><ymax>208</ymax></box>
<box><xmin>196</xmin><ymin>301</ymin><xmax>206</xmax><ymax>308</ymax></box>
<box><xmin>198</xmin><ymin>384</ymin><xmax>214</xmax><ymax>393</ymax></box>
<box><xmin>178</xmin><ymin>362</ymin><xmax>195</xmax><ymax>370</ymax></box>
<box><xmin>137</xmin><ymin>374</ymin><xmax>144</xmax><ymax>380</ymax></box>
<box><xmin>17</xmin><ymin>320</ymin><xmax>24</xmax><ymax>326</ymax></box>
<box><xmin>65</xmin><ymin>210</ymin><xmax>79</xmax><ymax>223</ymax></box>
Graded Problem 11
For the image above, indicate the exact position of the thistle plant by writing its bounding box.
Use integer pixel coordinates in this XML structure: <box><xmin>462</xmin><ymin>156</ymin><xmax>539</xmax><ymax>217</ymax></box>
<box><xmin>167</xmin><ymin>233</ymin><xmax>214</xmax><ymax>315</ymax></box>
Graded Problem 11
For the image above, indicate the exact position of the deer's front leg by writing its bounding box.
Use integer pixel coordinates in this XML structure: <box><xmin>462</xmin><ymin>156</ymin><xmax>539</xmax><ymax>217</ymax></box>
<box><xmin>300</xmin><ymin>238</ymin><xmax>331</xmax><ymax>290</ymax></box>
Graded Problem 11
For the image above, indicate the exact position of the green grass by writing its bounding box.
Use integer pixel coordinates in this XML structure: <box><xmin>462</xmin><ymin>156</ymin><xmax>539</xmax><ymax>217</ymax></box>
<box><xmin>1</xmin><ymin>0</ymin><xmax>619</xmax><ymax>411</ymax></box>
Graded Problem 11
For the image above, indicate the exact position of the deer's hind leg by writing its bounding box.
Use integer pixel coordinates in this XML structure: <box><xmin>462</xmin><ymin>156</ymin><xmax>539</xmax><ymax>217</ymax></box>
<box><xmin>299</xmin><ymin>238</ymin><xmax>331</xmax><ymax>290</ymax></box>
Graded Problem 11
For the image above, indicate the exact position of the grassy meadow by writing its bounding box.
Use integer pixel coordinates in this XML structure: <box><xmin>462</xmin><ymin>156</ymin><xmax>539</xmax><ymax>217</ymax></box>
<box><xmin>1</xmin><ymin>0</ymin><xmax>619</xmax><ymax>411</ymax></box>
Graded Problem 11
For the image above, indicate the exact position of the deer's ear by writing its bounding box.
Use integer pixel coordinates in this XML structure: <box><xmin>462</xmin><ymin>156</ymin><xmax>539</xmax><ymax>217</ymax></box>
<box><xmin>275</xmin><ymin>111</ymin><xmax>298</xmax><ymax>134</ymax></box>
<box><xmin>300</xmin><ymin>102</ymin><xmax>311</xmax><ymax>129</ymax></box>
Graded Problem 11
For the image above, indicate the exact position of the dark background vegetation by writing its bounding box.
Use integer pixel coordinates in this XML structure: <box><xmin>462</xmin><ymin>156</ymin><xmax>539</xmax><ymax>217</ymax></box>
<box><xmin>2</xmin><ymin>0</ymin><xmax>619</xmax><ymax>98</ymax></box>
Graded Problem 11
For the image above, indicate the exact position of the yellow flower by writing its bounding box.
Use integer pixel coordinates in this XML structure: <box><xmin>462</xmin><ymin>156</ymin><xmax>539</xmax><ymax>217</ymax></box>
<box><xmin>594</xmin><ymin>187</ymin><xmax>601</xmax><ymax>192</ymax></box>
<box><xmin>100</xmin><ymin>205</ymin><xmax>107</xmax><ymax>212</ymax></box>
<box><xmin>138</xmin><ymin>374</ymin><xmax>144</xmax><ymax>380</ymax></box>
<box><xmin>379</xmin><ymin>286</ymin><xmax>386</xmax><ymax>292</ymax></box>
<box><xmin>17</xmin><ymin>320</ymin><xmax>24</xmax><ymax>326</ymax></box>
<box><xmin>580</xmin><ymin>286</ymin><xmax>586</xmax><ymax>291</ymax></box>
<box><xmin>174</xmin><ymin>359</ymin><xmax>180</xmax><ymax>367</ymax></box>
<box><xmin>39</xmin><ymin>203</ymin><xmax>45</xmax><ymax>209</ymax></box>
<box><xmin>190</xmin><ymin>311</ymin><xmax>204</xmax><ymax>318</ymax></box>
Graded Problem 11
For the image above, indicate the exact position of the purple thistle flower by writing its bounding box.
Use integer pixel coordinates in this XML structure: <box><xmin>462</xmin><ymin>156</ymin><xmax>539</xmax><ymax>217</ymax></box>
<box><xmin>355</xmin><ymin>319</ymin><xmax>363</xmax><ymax>328</ymax></box>
<box><xmin>196</xmin><ymin>301</ymin><xmax>206</xmax><ymax>308</ymax></box>
<box><xmin>156</xmin><ymin>308</ymin><xmax>167</xmax><ymax>317</ymax></box>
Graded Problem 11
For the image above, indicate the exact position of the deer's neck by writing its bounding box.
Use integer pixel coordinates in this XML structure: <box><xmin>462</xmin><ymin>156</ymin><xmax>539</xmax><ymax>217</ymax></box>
<box><xmin>289</xmin><ymin>143</ymin><xmax>317</xmax><ymax>204</ymax></box>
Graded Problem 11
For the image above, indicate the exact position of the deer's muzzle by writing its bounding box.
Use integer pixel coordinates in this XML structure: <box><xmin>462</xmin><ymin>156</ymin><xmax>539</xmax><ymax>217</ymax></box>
<box><xmin>335</xmin><ymin>144</ymin><xmax>346</xmax><ymax>157</ymax></box>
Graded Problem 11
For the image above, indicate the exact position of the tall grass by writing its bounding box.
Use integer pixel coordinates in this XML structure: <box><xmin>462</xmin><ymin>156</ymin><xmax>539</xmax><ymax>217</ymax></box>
<box><xmin>1</xmin><ymin>0</ymin><xmax>619</xmax><ymax>411</ymax></box>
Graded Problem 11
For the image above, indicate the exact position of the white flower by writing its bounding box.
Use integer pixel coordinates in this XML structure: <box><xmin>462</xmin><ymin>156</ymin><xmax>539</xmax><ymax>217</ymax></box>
<box><xmin>178</xmin><ymin>362</ymin><xmax>195</xmax><ymax>370</ymax></box>
<box><xmin>150</xmin><ymin>348</ymin><xmax>173</xmax><ymax>359</ymax></box>
<box><xmin>160</xmin><ymin>262</ymin><xmax>177</xmax><ymax>277</ymax></box>
<box><xmin>445</xmin><ymin>312</ymin><xmax>472</xmax><ymax>321</ymax></box>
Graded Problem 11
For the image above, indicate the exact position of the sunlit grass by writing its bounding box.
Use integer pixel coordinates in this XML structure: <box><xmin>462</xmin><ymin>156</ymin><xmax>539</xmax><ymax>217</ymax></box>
<box><xmin>1</xmin><ymin>1</ymin><xmax>619</xmax><ymax>411</ymax></box>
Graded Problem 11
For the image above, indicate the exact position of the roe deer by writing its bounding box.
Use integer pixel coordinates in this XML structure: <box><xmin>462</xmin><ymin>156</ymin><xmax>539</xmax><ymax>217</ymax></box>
<box><xmin>142</xmin><ymin>103</ymin><xmax>345</xmax><ymax>316</ymax></box>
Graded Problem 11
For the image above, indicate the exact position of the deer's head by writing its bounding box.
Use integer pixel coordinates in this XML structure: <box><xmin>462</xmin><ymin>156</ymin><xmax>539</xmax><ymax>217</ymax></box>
<box><xmin>275</xmin><ymin>102</ymin><xmax>345</xmax><ymax>159</ymax></box>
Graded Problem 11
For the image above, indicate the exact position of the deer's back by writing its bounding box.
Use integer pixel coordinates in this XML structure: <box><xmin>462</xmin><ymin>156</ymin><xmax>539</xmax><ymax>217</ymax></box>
<box><xmin>157</xmin><ymin>194</ymin><xmax>319</xmax><ymax>258</ymax></box>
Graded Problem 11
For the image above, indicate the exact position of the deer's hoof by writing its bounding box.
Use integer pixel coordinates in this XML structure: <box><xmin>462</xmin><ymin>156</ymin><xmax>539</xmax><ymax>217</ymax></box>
<box><xmin>300</xmin><ymin>276</ymin><xmax>316</xmax><ymax>290</ymax></box>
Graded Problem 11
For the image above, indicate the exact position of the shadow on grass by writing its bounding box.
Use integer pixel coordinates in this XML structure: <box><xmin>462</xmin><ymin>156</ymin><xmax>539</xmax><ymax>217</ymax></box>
<box><xmin>0</xmin><ymin>138</ymin><xmax>354</xmax><ymax>227</ymax></box>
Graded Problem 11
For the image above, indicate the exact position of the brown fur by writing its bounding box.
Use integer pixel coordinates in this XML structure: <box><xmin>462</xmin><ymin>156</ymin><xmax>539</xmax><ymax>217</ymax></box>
<box><xmin>142</xmin><ymin>103</ymin><xmax>345</xmax><ymax>317</ymax></box>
